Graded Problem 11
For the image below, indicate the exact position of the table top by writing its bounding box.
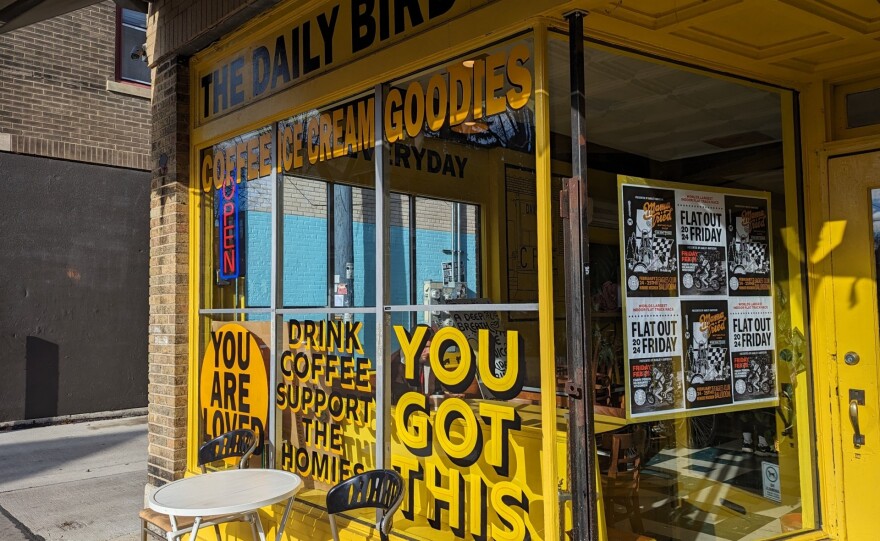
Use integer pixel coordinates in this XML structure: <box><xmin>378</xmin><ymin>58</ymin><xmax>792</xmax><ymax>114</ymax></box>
<box><xmin>149</xmin><ymin>469</ymin><xmax>303</xmax><ymax>517</ymax></box>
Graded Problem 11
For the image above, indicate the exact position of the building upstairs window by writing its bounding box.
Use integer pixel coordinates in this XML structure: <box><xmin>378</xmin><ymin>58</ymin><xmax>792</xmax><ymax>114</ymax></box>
<box><xmin>117</xmin><ymin>8</ymin><xmax>150</xmax><ymax>86</ymax></box>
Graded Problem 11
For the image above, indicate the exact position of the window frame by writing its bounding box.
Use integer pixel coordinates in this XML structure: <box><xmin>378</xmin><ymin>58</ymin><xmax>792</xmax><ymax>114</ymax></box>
<box><xmin>115</xmin><ymin>7</ymin><xmax>151</xmax><ymax>87</ymax></box>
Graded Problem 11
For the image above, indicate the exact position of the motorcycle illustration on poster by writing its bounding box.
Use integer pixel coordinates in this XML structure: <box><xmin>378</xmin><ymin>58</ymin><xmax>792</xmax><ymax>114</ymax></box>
<box><xmin>730</xmin><ymin>297</ymin><xmax>776</xmax><ymax>401</ymax></box>
<box><xmin>622</xmin><ymin>186</ymin><xmax>679</xmax><ymax>297</ymax></box>
<box><xmin>726</xmin><ymin>196</ymin><xmax>771</xmax><ymax>296</ymax></box>
<box><xmin>677</xmin><ymin>191</ymin><xmax>727</xmax><ymax>296</ymax></box>
<box><xmin>626</xmin><ymin>297</ymin><xmax>682</xmax><ymax>416</ymax></box>
<box><xmin>682</xmin><ymin>300</ymin><xmax>733</xmax><ymax>409</ymax></box>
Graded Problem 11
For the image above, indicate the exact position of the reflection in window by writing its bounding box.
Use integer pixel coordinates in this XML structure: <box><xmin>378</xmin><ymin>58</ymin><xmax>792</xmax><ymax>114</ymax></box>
<box><xmin>872</xmin><ymin>189</ymin><xmax>880</xmax><ymax>310</ymax></box>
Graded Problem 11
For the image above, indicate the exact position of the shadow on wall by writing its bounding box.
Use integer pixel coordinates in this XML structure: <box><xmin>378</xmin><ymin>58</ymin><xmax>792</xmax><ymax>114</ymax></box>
<box><xmin>25</xmin><ymin>336</ymin><xmax>59</xmax><ymax>420</ymax></box>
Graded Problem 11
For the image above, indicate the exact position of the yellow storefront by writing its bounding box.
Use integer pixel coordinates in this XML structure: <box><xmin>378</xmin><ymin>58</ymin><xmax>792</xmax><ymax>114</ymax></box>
<box><xmin>174</xmin><ymin>1</ymin><xmax>880</xmax><ymax>539</ymax></box>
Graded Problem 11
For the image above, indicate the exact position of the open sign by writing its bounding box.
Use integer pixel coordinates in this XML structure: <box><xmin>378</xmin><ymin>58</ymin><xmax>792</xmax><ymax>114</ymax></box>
<box><xmin>217</xmin><ymin>176</ymin><xmax>243</xmax><ymax>281</ymax></box>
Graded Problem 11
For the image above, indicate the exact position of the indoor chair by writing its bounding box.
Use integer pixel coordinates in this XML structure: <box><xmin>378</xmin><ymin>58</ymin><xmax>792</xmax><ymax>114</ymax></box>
<box><xmin>326</xmin><ymin>469</ymin><xmax>405</xmax><ymax>541</ymax></box>
<box><xmin>599</xmin><ymin>431</ymin><xmax>645</xmax><ymax>533</ymax></box>
<box><xmin>139</xmin><ymin>429</ymin><xmax>259</xmax><ymax>541</ymax></box>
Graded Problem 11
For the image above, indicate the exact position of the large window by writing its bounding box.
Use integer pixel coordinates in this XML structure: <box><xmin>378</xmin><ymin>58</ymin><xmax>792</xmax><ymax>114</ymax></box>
<box><xmin>549</xmin><ymin>36</ymin><xmax>815</xmax><ymax>540</ymax></box>
<box><xmin>194</xmin><ymin>34</ymin><xmax>550</xmax><ymax>541</ymax></box>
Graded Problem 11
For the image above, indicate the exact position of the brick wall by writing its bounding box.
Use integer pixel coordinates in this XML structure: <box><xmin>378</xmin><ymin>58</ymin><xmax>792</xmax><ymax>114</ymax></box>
<box><xmin>148</xmin><ymin>55</ymin><xmax>190</xmax><ymax>485</ymax></box>
<box><xmin>0</xmin><ymin>1</ymin><xmax>150</xmax><ymax>170</ymax></box>
<box><xmin>145</xmin><ymin>0</ymin><xmax>285</xmax><ymax>485</ymax></box>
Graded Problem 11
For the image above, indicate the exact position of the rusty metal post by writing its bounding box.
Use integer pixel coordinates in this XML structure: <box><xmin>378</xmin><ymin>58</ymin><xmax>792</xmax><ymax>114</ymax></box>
<box><xmin>561</xmin><ymin>9</ymin><xmax>600</xmax><ymax>541</ymax></box>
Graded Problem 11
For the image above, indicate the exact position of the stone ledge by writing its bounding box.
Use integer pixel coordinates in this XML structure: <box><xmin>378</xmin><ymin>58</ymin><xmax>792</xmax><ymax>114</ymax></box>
<box><xmin>106</xmin><ymin>79</ymin><xmax>152</xmax><ymax>100</ymax></box>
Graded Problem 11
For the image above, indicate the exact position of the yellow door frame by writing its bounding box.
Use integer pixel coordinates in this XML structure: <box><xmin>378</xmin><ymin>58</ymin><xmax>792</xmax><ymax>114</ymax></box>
<box><xmin>805</xmin><ymin>116</ymin><xmax>880</xmax><ymax>541</ymax></box>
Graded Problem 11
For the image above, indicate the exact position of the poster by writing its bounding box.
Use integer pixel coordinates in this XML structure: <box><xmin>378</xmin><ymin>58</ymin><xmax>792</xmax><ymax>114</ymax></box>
<box><xmin>619</xmin><ymin>176</ymin><xmax>776</xmax><ymax>420</ymax></box>
<box><xmin>677</xmin><ymin>190</ymin><xmax>727</xmax><ymax>296</ymax></box>
<box><xmin>622</xmin><ymin>185</ymin><xmax>678</xmax><ymax>297</ymax></box>
<box><xmin>445</xmin><ymin>298</ymin><xmax>508</xmax><ymax>379</ymax></box>
<box><xmin>726</xmin><ymin>195</ymin><xmax>771</xmax><ymax>296</ymax></box>
<box><xmin>627</xmin><ymin>298</ymin><xmax>682</xmax><ymax>415</ymax></box>
<box><xmin>730</xmin><ymin>297</ymin><xmax>776</xmax><ymax>401</ymax></box>
<box><xmin>681</xmin><ymin>300</ymin><xmax>732</xmax><ymax>409</ymax></box>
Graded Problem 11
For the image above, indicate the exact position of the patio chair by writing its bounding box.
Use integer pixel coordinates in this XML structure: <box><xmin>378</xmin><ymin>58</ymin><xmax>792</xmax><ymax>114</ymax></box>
<box><xmin>139</xmin><ymin>429</ymin><xmax>259</xmax><ymax>541</ymax></box>
<box><xmin>326</xmin><ymin>469</ymin><xmax>405</xmax><ymax>541</ymax></box>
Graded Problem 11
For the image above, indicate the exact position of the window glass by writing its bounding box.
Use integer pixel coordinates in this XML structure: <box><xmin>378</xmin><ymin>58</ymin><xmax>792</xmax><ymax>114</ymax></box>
<box><xmin>846</xmin><ymin>88</ymin><xmax>880</xmax><ymax>129</ymax></box>
<box><xmin>118</xmin><ymin>8</ymin><xmax>150</xmax><ymax>85</ymax></box>
<box><xmin>196</xmin><ymin>313</ymin><xmax>273</xmax><ymax>468</ymax></box>
<box><xmin>549</xmin><ymin>36</ymin><xmax>813</xmax><ymax>540</ymax></box>
<box><xmin>199</xmin><ymin>126</ymin><xmax>274</xmax><ymax>310</ymax></box>
<box><xmin>276</xmin><ymin>311</ymin><xmax>377</xmax><ymax>516</ymax></box>
<box><xmin>278</xmin><ymin>95</ymin><xmax>376</xmax><ymax>308</ymax></box>
<box><xmin>273</xmin><ymin>94</ymin><xmax>379</xmax><ymax>515</ymax></box>
<box><xmin>385</xmin><ymin>36</ymin><xmax>548</xmax><ymax>540</ymax></box>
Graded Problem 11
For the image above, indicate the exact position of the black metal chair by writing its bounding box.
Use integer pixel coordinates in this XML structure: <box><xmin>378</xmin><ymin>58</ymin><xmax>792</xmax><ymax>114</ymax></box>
<box><xmin>326</xmin><ymin>469</ymin><xmax>405</xmax><ymax>541</ymax></box>
<box><xmin>140</xmin><ymin>429</ymin><xmax>259</xmax><ymax>541</ymax></box>
<box><xmin>197</xmin><ymin>428</ymin><xmax>258</xmax><ymax>472</ymax></box>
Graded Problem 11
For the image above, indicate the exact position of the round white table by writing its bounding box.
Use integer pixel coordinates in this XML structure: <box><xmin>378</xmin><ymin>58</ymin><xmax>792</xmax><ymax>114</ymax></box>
<box><xmin>149</xmin><ymin>469</ymin><xmax>303</xmax><ymax>541</ymax></box>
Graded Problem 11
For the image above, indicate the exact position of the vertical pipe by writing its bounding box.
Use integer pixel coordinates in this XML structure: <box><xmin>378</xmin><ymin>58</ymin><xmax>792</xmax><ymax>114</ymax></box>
<box><xmin>334</xmin><ymin>185</ymin><xmax>354</xmax><ymax>312</ymax></box>
<box><xmin>269</xmin><ymin>122</ymin><xmax>281</xmax><ymax>468</ymax></box>
<box><xmin>327</xmin><ymin>181</ymin><xmax>336</xmax><ymax>307</ymax></box>
<box><xmin>409</xmin><ymin>196</ymin><xmax>417</xmax><ymax>326</ymax></box>
<box><xmin>374</xmin><ymin>85</ymin><xmax>391</xmax><ymax>472</ymax></box>
<box><xmin>565</xmin><ymin>10</ymin><xmax>600</xmax><ymax>540</ymax></box>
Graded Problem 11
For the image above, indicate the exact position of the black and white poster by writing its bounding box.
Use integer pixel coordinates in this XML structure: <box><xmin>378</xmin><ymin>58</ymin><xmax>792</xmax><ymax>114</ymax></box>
<box><xmin>681</xmin><ymin>300</ymin><xmax>733</xmax><ymax>409</ymax></box>
<box><xmin>626</xmin><ymin>298</ymin><xmax>682</xmax><ymax>415</ymax></box>
<box><xmin>730</xmin><ymin>297</ymin><xmax>776</xmax><ymax>402</ymax></box>
<box><xmin>622</xmin><ymin>186</ymin><xmax>679</xmax><ymax>297</ymax></box>
<box><xmin>677</xmin><ymin>190</ymin><xmax>727</xmax><ymax>296</ymax></box>
<box><xmin>726</xmin><ymin>196</ymin><xmax>771</xmax><ymax>296</ymax></box>
<box><xmin>620</xmin><ymin>176</ymin><xmax>776</xmax><ymax>420</ymax></box>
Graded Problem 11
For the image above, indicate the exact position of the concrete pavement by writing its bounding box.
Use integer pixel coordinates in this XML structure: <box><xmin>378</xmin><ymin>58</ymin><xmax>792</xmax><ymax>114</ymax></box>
<box><xmin>0</xmin><ymin>416</ymin><xmax>148</xmax><ymax>541</ymax></box>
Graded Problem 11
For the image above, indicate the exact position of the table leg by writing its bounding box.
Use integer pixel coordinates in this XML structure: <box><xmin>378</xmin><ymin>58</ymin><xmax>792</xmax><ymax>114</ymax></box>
<box><xmin>190</xmin><ymin>517</ymin><xmax>202</xmax><ymax>541</ymax></box>
<box><xmin>274</xmin><ymin>497</ymin><xmax>295</xmax><ymax>541</ymax></box>
<box><xmin>249</xmin><ymin>513</ymin><xmax>259</xmax><ymax>541</ymax></box>
<box><xmin>253</xmin><ymin>511</ymin><xmax>267</xmax><ymax>541</ymax></box>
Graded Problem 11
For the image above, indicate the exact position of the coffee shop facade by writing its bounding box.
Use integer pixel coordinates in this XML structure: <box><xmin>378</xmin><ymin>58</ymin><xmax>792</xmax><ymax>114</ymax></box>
<box><xmin>146</xmin><ymin>0</ymin><xmax>880</xmax><ymax>539</ymax></box>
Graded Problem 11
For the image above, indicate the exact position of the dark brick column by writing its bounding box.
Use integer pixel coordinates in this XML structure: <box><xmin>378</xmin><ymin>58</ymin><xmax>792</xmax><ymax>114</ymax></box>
<box><xmin>147</xmin><ymin>55</ymin><xmax>190</xmax><ymax>486</ymax></box>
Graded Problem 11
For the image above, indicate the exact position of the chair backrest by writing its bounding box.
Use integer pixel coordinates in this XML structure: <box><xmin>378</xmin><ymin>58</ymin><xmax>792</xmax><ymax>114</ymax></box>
<box><xmin>198</xmin><ymin>429</ymin><xmax>258</xmax><ymax>473</ymax></box>
<box><xmin>326</xmin><ymin>469</ymin><xmax>405</xmax><ymax>538</ymax></box>
<box><xmin>601</xmin><ymin>432</ymin><xmax>641</xmax><ymax>485</ymax></box>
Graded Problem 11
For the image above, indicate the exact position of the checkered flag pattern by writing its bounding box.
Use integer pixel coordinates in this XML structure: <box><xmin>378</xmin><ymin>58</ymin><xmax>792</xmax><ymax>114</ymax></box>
<box><xmin>746</xmin><ymin>243</ymin><xmax>765</xmax><ymax>265</ymax></box>
<box><xmin>650</xmin><ymin>237</ymin><xmax>675</xmax><ymax>258</ymax></box>
<box><xmin>706</xmin><ymin>347</ymin><xmax>728</xmax><ymax>364</ymax></box>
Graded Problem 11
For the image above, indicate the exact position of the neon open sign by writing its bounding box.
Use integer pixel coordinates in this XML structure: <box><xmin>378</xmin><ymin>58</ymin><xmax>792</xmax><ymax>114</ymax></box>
<box><xmin>217</xmin><ymin>176</ymin><xmax>243</xmax><ymax>281</ymax></box>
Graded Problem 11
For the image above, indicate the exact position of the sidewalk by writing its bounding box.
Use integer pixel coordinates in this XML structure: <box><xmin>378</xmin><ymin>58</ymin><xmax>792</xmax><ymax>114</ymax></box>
<box><xmin>0</xmin><ymin>416</ymin><xmax>148</xmax><ymax>541</ymax></box>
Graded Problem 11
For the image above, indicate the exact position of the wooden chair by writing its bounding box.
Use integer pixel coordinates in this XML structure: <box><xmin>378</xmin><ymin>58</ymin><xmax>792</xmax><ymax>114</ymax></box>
<box><xmin>326</xmin><ymin>469</ymin><xmax>405</xmax><ymax>541</ymax></box>
<box><xmin>600</xmin><ymin>431</ymin><xmax>644</xmax><ymax>533</ymax></box>
<box><xmin>139</xmin><ymin>429</ymin><xmax>258</xmax><ymax>541</ymax></box>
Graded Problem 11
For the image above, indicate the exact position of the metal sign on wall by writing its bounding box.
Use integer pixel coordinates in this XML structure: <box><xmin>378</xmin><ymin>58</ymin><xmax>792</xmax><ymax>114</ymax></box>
<box><xmin>618</xmin><ymin>175</ymin><xmax>777</xmax><ymax>420</ymax></box>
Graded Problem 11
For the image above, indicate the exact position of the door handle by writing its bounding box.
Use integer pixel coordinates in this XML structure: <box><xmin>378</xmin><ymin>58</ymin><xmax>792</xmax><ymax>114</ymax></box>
<box><xmin>850</xmin><ymin>389</ymin><xmax>866</xmax><ymax>448</ymax></box>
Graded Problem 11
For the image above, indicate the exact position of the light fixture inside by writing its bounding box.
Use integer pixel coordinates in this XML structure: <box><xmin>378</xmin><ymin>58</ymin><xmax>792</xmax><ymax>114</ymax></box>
<box><xmin>462</xmin><ymin>59</ymin><xmax>475</xmax><ymax>68</ymax></box>
<box><xmin>451</xmin><ymin>120</ymin><xmax>489</xmax><ymax>134</ymax></box>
